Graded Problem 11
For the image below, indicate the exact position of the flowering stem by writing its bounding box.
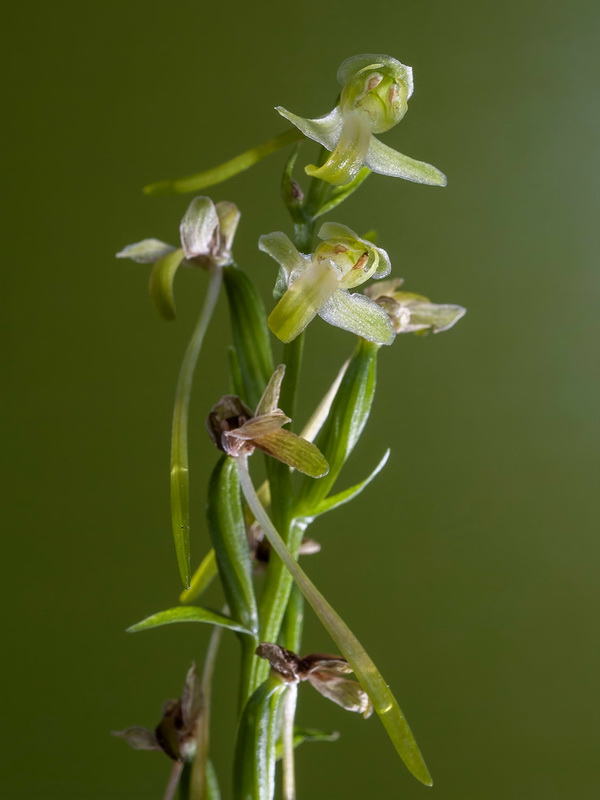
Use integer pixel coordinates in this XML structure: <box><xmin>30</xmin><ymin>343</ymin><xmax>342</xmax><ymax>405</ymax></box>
<box><xmin>281</xmin><ymin>684</ymin><xmax>298</xmax><ymax>800</ymax></box>
<box><xmin>171</xmin><ymin>264</ymin><xmax>223</xmax><ymax>588</ymax></box>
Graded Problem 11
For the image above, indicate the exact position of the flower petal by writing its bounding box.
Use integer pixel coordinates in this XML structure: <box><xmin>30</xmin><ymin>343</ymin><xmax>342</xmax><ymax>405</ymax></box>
<box><xmin>255</xmin><ymin>365</ymin><xmax>286</xmax><ymax>417</ymax></box>
<box><xmin>226</xmin><ymin>411</ymin><xmax>290</xmax><ymax>441</ymax></box>
<box><xmin>179</xmin><ymin>196</ymin><xmax>219</xmax><ymax>260</ymax></box>
<box><xmin>259</xmin><ymin>232</ymin><xmax>307</xmax><ymax>297</ymax></box>
<box><xmin>319</xmin><ymin>289</ymin><xmax>395</xmax><ymax>345</ymax></box>
<box><xmin>276</xmin><ymin>106</ymin><xmax>344</xmax><ymax>151</ymax></box>
<box><xmin>365</xmin><ymin>136</ymin><xmax>447</xmax><ymax>186</ymax></box>
<box><xmin>268</xmin><ymin>258</ymin><xmax>340</xmax><ymax>343</ymax></box>
<box><xmin>405</xmin><ymin>302</ymin><xmax>467</xmax><ymax>334</ymax></box>
<box><xmin>215</xmin><ymin>201</ymin><xmax>241</xmax><ymax>263</ymax></box>
<box><xmin>318</xmin><ymin>222</ymin><xmax>391</xmax><ymax>279</ymax></box>
<box><xmin>254</xmin><ymin>429</ymin><xmax>329</xmax><ymax>478</ymax></box>
<box><xmin>116</xmin><ymin>239</ymin><xmax>176</xmax><ymax>264</ymax></box>
<box><xmin>306</xmin><ymin>672</ymin><xmax>373</xmax><ymax>717</ymax></box>
<box><xmin>305</xmin><ymin>110</ymin><xmax>371</xmax><ymax>186</ymax></box>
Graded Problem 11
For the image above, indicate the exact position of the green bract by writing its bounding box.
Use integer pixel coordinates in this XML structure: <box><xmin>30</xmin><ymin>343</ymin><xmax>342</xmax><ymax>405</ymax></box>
<box><xmin>277</xmin><ymin>53</ymin><xmax>447</xmax><ymax>187</ymax></box>
<box><xmin>259</xmin><ymin>222</ymin><xmax>394</xmax><ymax>344</ymax></box>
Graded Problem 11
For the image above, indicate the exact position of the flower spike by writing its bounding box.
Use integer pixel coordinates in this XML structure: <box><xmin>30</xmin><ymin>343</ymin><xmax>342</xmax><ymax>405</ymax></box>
<box><xmin>277</xmin><ymin>53</ymin><xmax>446</xmax><ymax>187</ymax></box>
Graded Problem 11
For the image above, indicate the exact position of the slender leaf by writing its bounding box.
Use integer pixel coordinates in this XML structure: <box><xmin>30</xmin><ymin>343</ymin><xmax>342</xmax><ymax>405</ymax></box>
<box><xmin>224</xmin><ymin>265</ymin><xmax>274</xmax><ymax>408</ymax></box>
<box><xmin>302</xmin><ymin>449</ymin><xmax>390</xmax><ymax>519</ymax></box>
<box><xmin>180</xmin><ymin>549</ymin><xmax>218</xmax><ymax>604</ymax></box>
<box><xmin>144</xmin><ymin>129</ymin><xmax>302</xmax><ymax>196</ymax></box>
<box><xmin>148</xmin><ymin>248</ymin><xmax>185</xmax><ymax>320</ymax></box>
<box><xmin>207</xmin><ymin>456</ymin><xmax>259</xmax><ymax>637</ymax></box>
<box><xmin>237</xmin><ymin>456</ymin><xmax>433</xmax><ymax>787</ymax></box>
<box><xmin>233</xmin><ymin>676</ymin><xmax>286</xmax><ymax>800</ymax></box>
<box><xmin>126</xmin><ymin>606</ymin><xmax>253</xmax><ymax>636</ymax></box>
<box><xmin>275</xmin><ymin>727</ymin><xmax>340</xmax><ymax>759</ymax></box>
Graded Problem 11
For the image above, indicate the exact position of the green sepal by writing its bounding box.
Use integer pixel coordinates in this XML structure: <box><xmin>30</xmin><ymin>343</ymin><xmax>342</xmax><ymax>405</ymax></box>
<box><xmin>148</xmin><ymin>248</ymin><xmax>185</xmax><ymax>320</ymax></box>
<box><xmin>144</xmin><ymin>129</ymin><xmax>302</xmax><ymax>196</ymax></box>
<box><xmin>312</xmin><ymin>166</ymin><xmax>371</xmax><ymax>219</ymax></box>
<box><xmin>224</xmin><ymin>265</ymin><xmax>274</xmax><ymax>408</ymax></box>
<box><xmin>233</xmin><ymin>676</ymin><xmax>286</xmax><ymax>800</ymax></box>
<box><xmin>303</xmin><ymin>449</ymin><xmax>390</xmax><ymax>519</ymax></box>
<box><xmin>207</xmin><ymin>456</ymin><xmax>259</xmax><ymax>637</ymax></box>
<box><xmin>275</xmin><ymin>727</ymin><xmax>339</xmax><ymax>759</ymax></box>
<box><xmin>297</xmin><ymin>338</ymin><xmax>379</xmax><ymax>510</ymax></box>
<box><xmin>125</xmin><ymin>605</ymin><xmax>253</xmax><ymax>636</ymax></box>
<box><xmin>180</xmin><ymin>549</ymin><xmax>218</xmax><ymax>604</ymax></box>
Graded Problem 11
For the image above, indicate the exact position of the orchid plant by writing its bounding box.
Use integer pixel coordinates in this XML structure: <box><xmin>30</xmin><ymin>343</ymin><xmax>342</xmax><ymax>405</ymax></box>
<box><xmin>115</xmin><ymin>53</ymin><xmax>466</xmax><ymax>800</ymax></box>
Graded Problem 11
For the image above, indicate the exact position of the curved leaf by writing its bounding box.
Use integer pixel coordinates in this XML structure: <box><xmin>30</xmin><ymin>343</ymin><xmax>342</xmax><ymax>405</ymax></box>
<box><xmin>126</xmin><ymin>606</ymin><xmax>253</xmax><ymax>636</ymax></box>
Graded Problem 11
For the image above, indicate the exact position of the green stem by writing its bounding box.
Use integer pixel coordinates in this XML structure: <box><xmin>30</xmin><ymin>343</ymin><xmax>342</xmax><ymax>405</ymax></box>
<box><xmin>171</xmin><ymin>265</ymin><xmax>223</xmax><ymax>588</ymax></box>
<box><xmin>281</xmin><ymin>684</ymin><xmax>298</xmax><ymax>800</ymax></box>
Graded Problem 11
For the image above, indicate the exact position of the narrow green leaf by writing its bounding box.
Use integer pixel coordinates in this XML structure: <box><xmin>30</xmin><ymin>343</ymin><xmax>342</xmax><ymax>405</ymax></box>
<box><xmin>144</xmin><ymin>129</ymin><xmax>302</xmax><ymax>196</ymax></box>
<box><xmin>206</xmin><ymin>760</ymin><xmax>221</xmax><ymax>800</ymax></box>
<box><xmin>224</xmin><ymin>265</ymin><xmax>274</xmax><ymax>408</ymax></box>
<box><xmin>237</xmin><ymin>456</ymin><xmax>433</xmax><ymax>787</ymax></box>
<box><xmin>207</xmin><ymin>456</ymin><xmax>259</xmax><ymax>637</ymax></box>
<box><xmin>180</xmin><ymin>549</ymin><xmax>218</xmax><ymax>604</ymax></box>
<box><xmin>313</xmin><ymin>166</ymin><xmax>371</xmax><ymax>219</ymax></box>
<box><xmin>305</xmin><ymin>449</ymin><xmax>390</xmax><ymax>519</ymax></box>
<box><xmin>233</xmin><ymin>676</ymin><xmax>286</xmax><ymax>800</ymax></box>
<box><xmin>297</xmin><ymin>337</ymin><xmax>379</xmax><ymax>510</ymax></box>
<box><xmin>148</xmin><ymin>248</ymin><xmax>185</xmax><ymax>320</ymax></box>
<box><xmin>170</xmin><ymin>266</ymin><xmax>223</xmax><ymax>588</ymax></box>
<box><xmin>126</xmin><ymin>606</ymin><xmax>253</xmax><ymax>636</ymax></box>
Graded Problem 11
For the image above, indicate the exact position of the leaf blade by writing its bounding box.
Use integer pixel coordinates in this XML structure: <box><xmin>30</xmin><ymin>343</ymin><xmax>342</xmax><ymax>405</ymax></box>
<box><xmin>126</xmin><ymin>606</ymin><xmax>253</xmax><ymax>636</ymax></box>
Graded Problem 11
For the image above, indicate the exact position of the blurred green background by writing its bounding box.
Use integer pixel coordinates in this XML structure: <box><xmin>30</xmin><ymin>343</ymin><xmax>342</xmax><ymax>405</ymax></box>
<box><xmin>3</xmin><ymin>0</ymin><xmax>598</xmax><ymax>798</ymax></box>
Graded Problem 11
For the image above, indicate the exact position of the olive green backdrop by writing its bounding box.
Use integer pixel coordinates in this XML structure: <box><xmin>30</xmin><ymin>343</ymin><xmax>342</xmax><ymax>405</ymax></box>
<box><xmin>3</xmin><ymin>1</ymin><xmax>598</xmax><ymax>798</ymax></box>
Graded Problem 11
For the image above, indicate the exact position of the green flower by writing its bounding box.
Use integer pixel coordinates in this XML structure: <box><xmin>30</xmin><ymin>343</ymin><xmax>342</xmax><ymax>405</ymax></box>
<box><xmin>364</xmin><ymin>278</ymin><xmax>467</xmax><ymax>334</ymax></box>
<box><xmin>259</xmin><ymin>222</ymin><xmax>395</xmax><ymax>345</ymax></box>
<box><xmin>277</xmin><ymin>54</ymin><xmax>447</xmax><ymax>188</ymax></box>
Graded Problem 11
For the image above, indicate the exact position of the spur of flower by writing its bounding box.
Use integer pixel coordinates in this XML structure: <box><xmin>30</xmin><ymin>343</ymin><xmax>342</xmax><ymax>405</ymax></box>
<box><xmin>364</xmin><ymin>278</ymin><xmax>467</xmax><ymax>334</ymax></box>
<box><xmin>277</xmin><ymin>53</ymin><xmax>446</xmax><ymax>188</ymax></box>
<box><xmin>257</xmin><ymin>642</ymin><xmax>373</xmax><ymax>718</ymax></box>
<box><xmin>259</xmin><ymin>222</ymin><xmax>395</xmax><ymax>345</ymax></box>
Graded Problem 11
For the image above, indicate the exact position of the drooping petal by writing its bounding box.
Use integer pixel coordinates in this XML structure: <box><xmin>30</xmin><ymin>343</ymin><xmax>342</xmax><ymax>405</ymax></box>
<box><xmin>148</xmin><ymin>248</ymin><xmax>186</xmax><ymax>320</ymax></box>
<box><xmin>276</xmin><ymin>106</ymin><xmax>344</xmax><ymax>151</ymax></box>
<box><xmin>179</xmin><ymin>196</ymin><xmax>219</xmax><ymax>261</ymax></box>
<box><xmin>254</xmin><ymin>429</ymin><xmax>329</xmax><ymax>478</ymax></box>
<box><xmin>363</xmin><ymin>278</ymin><xmax>404</xmax><ymax>299</ymax></box>
<box><xmin>258</xmin><ymin>232</ymin><xmax>307</xmax><ymax>296</ymax></box>
<box><xmin>305</xmin><ymin>110</ymin><xmax>372</xmax><ymax>186</ymax></box>
<box><xmin>268</xmin><ymin>258</ymin><xmax>340</xmax><ymax>343</ymax></box>
<box><xmin>306</xmin><ymin>672</ymin><xmax>373</xmax><ymax>717</ymax></box>
<box><xmin>319</xmin><ymin>289</ymin><xmax>395</xmax><ymax>345</ymax></box>
<box><xmin>116</xmin><ymin>239</ymin><xmax>176</xmax><ymax>264</ymax></box>
<box><xmin>365</xmin><ymin>136</ymin><xmax>447</xmax><ymax>186</ymax></box>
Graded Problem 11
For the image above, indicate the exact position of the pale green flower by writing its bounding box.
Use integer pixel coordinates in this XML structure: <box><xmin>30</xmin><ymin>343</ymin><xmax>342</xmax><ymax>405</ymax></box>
<box><xmin>277</xmin><ymin>54</ymin><xmax>447</xmax><ymax>188</ymax></box>
<box><xmin>364</xmin><ymin>278</ymin><xmax>467</xmax><ymax>334</ymax></box>
<box><xmin>259</xmin><ymin>222</ymin><xmax>395</xmax><ymax>345</ymax></box>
